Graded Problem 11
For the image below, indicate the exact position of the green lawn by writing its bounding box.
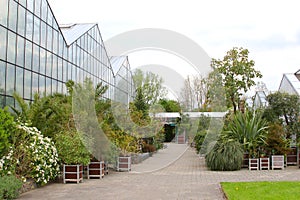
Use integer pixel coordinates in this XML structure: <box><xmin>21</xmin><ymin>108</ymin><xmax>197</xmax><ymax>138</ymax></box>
<box><xmin>221</xmin><ymin>181</ymin><xmax>300</xmax><ymax>200</ymax></box>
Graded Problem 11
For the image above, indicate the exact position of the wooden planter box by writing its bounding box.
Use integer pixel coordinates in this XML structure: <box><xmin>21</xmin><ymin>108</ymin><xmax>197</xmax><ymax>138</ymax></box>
<box><xmin>87</xmin><ymin>161</ymin><xmax>104</xmax><ymax>179</ymax></box>
<box><xmin>287</xmin><ymin>147</ymin><xmax>297</xmax><ymax>165</ymax></box>
<box><xmin>63</xmin><ymin>164</ymin><xmax>83</xmax><ymax>183</ymax></box>
<box><xmin>242</xmin><ymin>153</ymin><xmax>249</xmax><ymax>168</ymax></box>
<box><xmin>271</xmin><ymin>155</ymin><xmax>284</xmax><ymax>170</ymax></box>
<box><xmin>249</xmin><ymin>158</ymin><xmax>259</xmax><ymax>170</ymax></box>
<box><xmin>117</xmin><ymin>156</ymin><xmax>131</xmax><ymax>172</ymax></box>
<box><xmin>260</xmin><ymin>157</ymin><xmax>270</xmax><ymax>170</ymax></box>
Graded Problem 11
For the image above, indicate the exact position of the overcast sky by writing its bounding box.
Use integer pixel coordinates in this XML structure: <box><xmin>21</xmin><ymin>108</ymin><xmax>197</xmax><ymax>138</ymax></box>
<box><xmin>48</xmin><ymin>0</ymin><xmax>300</xmax><ymax>92</ymax></box>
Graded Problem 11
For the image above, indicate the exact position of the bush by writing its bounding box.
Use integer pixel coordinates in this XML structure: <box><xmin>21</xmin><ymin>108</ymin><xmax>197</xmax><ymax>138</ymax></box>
<box><xmin>194</xmin><ymin>130</ymin><xmax>207</xmax><ymax>154</ymax></box>
<box><xmin>55</xmin><ymin>131</ymin><xmax>90</xmax><ymax>165</ymax></box>
<box><xmin>0</xmin><ymin>108</ymin><xmax>15</xmax><ymax>157</ymax></box>
<box><xmin>0</xmin><ymin>175</ymin><xmax>22</xmax><ymax>200</ymax></box>
<box><xmin>206</xmin><ymin>139</ymin><xmax>243</xmax><ymax>171</ymax></box>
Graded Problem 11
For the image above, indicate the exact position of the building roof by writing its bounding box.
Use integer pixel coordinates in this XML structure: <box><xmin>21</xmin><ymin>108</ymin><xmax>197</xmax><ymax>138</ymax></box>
<box><xmin>279</xmin><ymin>72</ymin><xmax>300</xmax><ymax>96</ymax></box>
<box><xmin>110</xmin><ymin>56</ymin><xmax>127</xmax><ymax>76</ymax></box>
<box><xmin>60</xmin><ymin>23</ymin><xmax>95</xmax><ymax>46</ymax></box>
<box><xmin>151</xmin><ymin>112</ymin><xmax>227</xmax><ymax>119</ymax></box>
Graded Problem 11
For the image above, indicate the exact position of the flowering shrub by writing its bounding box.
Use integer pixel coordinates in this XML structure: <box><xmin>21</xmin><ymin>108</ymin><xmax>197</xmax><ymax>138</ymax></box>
<box><xmin>0</xmin><ymin>123</ymin><xmax>60</xmax><ymax>186</ymax></box>
<box><xmin>17</xmin><ymin>123</ymin><xmax>60</xmax><ymax>186</ymax></box>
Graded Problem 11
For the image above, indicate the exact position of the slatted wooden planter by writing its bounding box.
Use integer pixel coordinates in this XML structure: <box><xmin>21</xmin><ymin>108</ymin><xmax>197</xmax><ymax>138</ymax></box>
<box><xmin>259</xmin><ymin>157</ymin><xmax>270</xmax><ymax>170</ymax></box>
<box><xmin>242</xmin><ymin>153</ymin><xmax>249</xmax><ymax>168</ymax></box>
<box><xmin>286</xmin><ymin>147</ymin><xmax>297</xmax><ymax>165</ymax></box>
<box><xmin>87</xmin><ymin>161</ymin><xmax>104</xmax><ymax>179</ymax></box>
<box><xmin>63</xmin><ymin>164</ymin><xmax>83</xmax><ymax>183</ymax></box>
<box><xmin>271</xmin><ymin>155</ymin><xmax>284</xmax><ymax>170</ymax></box>
<box><xmin>117</xmin><ymin>156</ymin><xmax>131</xmax><ymax>172</ymax></box>
<box><xmin>249</xmin><ymin>158</ymin><xmax>259</xmax><ymax>170</ymax></box>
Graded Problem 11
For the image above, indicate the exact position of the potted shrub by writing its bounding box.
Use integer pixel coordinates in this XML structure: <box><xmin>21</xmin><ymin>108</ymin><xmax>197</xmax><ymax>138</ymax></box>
<box><xmin>87</xmin><ymin>156</ymin><xmax>105</xmax><ymax>179</ymax></box>
<box><xmin>55</xmin><ymin>130</ymin><xmax>90</xmax><ymax>183</ymax></box>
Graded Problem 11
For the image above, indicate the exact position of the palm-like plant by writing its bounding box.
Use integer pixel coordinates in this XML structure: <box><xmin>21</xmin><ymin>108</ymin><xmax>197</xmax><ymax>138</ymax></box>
<box><xmin>224</xmin><ymin>111</ymin><xmax>268</xmax><ymax>157</ymax></box>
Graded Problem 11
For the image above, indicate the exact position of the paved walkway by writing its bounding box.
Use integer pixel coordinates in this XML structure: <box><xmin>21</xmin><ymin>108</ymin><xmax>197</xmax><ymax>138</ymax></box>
<box><xmin>19</xmin><ymin>143</ymin><xmax>300</xmax><ymax>200</ymax></box>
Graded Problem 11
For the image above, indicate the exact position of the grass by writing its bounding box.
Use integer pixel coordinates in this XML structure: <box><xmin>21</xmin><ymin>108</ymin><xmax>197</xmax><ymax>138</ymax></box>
<box><xmin>221</xmin><ymin>181</ymin><xmax>300</xmax><ymax>200</ymax></box>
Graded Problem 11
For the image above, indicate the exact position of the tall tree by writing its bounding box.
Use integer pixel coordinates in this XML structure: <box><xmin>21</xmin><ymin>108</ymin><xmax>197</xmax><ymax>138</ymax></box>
<box><xmin>132</xmin><ymin>69</ymin><xmax>166</xmax><ymax>105</ymax></box>
<box><xmin>264</xmin><ymin>91</ymin><xmax>300</xmax><ymax>139</ymax></box>
<box><xmin>211</xmin><ymin>47</ymin><xmax>262</xmax><ymax>113</ymax></box>
<box><xmin>158</xmin><ymin>98</ymin><xmax>181</xmax><ymax>112</ymax></box>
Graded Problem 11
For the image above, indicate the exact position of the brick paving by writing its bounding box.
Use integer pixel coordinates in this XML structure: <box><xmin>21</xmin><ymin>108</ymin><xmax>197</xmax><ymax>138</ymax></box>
<box><xmin>18</xmin><ymin>144</ymin><xmax>300</xmax><ymax>200</ymax></box>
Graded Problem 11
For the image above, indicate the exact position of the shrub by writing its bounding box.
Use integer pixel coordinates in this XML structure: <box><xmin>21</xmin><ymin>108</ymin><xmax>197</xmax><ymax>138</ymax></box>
<box><xmin>0</xmin><ymin>175</ymin><xmax>22</xmax><ymax>200</ymax></box>
<box><xmin>0</xmin><ymin>108</ymin><xmax>15</xmax><ymax>157</ymax></box>
<box><xmin>55</xmin><ymin>130</ymin><xmax>90</xmax><ymax>165</ymax></box>
<box><xmin>194</xmin><ymin>130</ymin><xmax>207</xmax><ymax>154</ymax></box>
<box><xmin>206</xmin><ymin>139</ymin><xmax>243</xmax><ymax>171</ymax></box>
<box><xmin>0</xmin><ymin>123</ymin><xmax>60</xmax><ymax>186</ymax></box>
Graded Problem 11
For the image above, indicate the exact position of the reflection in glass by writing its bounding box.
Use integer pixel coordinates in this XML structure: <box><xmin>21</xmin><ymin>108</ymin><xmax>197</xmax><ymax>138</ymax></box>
<box><xmin>6</xmin><ymin>64</ymin><xmax>15</xmax><ymax>95</ymax></box>
<box><xmin>0</xmin><ymin>61</ymin><xmax>6</xmax><ymax>95</ymax></box>
<box><xmin>7</xmin><ymin>31</ymin><xmax>16</xmax><ymax>64</ymax></box>
<box><xmin>16</xmin><ymin>36</ymin><xmax>25</xmax><ymax>67</ymax></box>
<box><xmin>39</xmin><ymin>75</ymin><xmax>45</xmax><ymax>94</ymax></box>
<box><xmin>26</xmin><ymin>12</ymin><xmax>33</xmax><ymax>40</ymax></box>
<box><xmin>16</xmin><ymin>67</ymin><xmax>24</xmax><ymax>97</ymax></box>
<box><xmin>24</xmin><ymin>70</ymin><xmax>31</xmax><ymax>99</ymax></box>
<box><xmin>33</xmin><ymin>16</ymin><xmax>40</xmax><ymax>45</ymax></box>
<box><xmin>40</xmin><ymin>48</ymin><xmax>46</xmax><ymax>75</ymax></box>
<box><xmin>32</xmin><ymin>72</ymin><xmax>38</xmax><ymax>94</ymax></box>
<box><xmin>8</xmin><ymin>0</ymin><xmax>17</xmax><ymax>32</ymax></box>
<box><xmin>0</xmin><ymin>0</ymin><xmax>8</xmax><ymax>26</ymax></box>
<box><xmin>0</xmin><ymin>26</ymin><xmax>7</xmax><ymax>60</ymax></box>
<box><xmin>25</xmin><ymin>41</ymin><xmax>32</xmax><ymax>69</ymax></box>
<box><xmin>46</xmin><ymin>51</ymin><xmax>52</xmax><ymax>76</ymax></box>
<box><xmin>32</xmin><ymin>44</ymin><xmax>39</xmax><ymax>72</ymax></box>
<box><xmin>46</xmin><ymin>77</ymin><xmax>51</xmax><ymax>95</ymax></box>
<box><xmin>18</xmin><ymin>6</ymin><xmax>26</xmax><ymax>36</ymax></box>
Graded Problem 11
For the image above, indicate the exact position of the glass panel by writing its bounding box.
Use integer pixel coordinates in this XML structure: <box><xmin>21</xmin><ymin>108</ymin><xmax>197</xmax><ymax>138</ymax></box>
<box><xmin>24</xmin><ymin>69</ymin><xmax>31</xmax><ymax>99</ymax></box>
<box><xmin>0</xmin><ymin>0</ymin><xmax>8</xmax><ymax>26</ymax></box>
<box><xmin>26</xmin><ymin>12</ymin><xmax>33</xmax><ymax>40</ymax></box>
<box><xmin>17</xmin><ymin>5</ymin><xmax>26</xmax><ymax>36</ymax></box>
<box><xmin>39</xmin><ymin>48</ymin><xmax>46</xmax><ymax>75</ymax></box>
<box><xmin>32</xmin><ymin>72</ymin><xmax>38</xmax><ymax>95</ymax></box>
<box><xmin>63</xmin><ymin>60</ymin><xmax>67</xmax><ymax>82</ymax></box>
<box><xmin>32</xmin><ymin>44</ymin><xmax>39</xmax><ymax>72</ymax></box>
<box><xmin>39</xmin><ymin>75</ymin><xmax>45</xmax><ymax>94</ymax></box>
<box><xmin>47</xmin><ymin>26</ymin><xmax>52</xmax><ymax>51</ymax></box>
<box><xmin>52</xmin><ymin>79</ymin><xmax>57</xmax><ymax>93</ymax></box>
<box><xmin>57</xmin><ymin>57</ymin><xmax>62</xmax><ymax>81</ymax></box>
<box><xmin>45</xmin><ymin>51</ymin><xmax>52</xmax><ymax>76</ymax></box>
<box><xmin>16</xmin><ymin>36</ymin><xmax>25</xmax><ymax>66</ymax></box>
<box><xmin>41</xmin><ymin>0</ymin><xmax>48</xmax><ymax>22</ymax></box>
<box><xmin>47</xmin><ymin>6</ymin><xmax>52</xmax><ymax>26</ymax></box>
<box><xmin>0</xmin><ymin>61</ymin><xmax>6</xmax><ymax>95</ymax></box>
<box><xmin>8</xmin><ymin>0</ymin><xmax>17</xmax><ymax>32</ymax></box>
<box><xmin>33</xmin><ymin>16</ymin><xmax>40</xmax><ymax>45</ymax></box>
<box><xmin>52</xmin><ymin>54</ymin><xmax>57</xmax><ymax>79</ymax></box>
<box><xmin>7</xmin><ymin>31</ymin><xmax>16</xmax><ymax>64</ymax></box>
<box><xmin>52</xmin><ymin>30</ymin><xmax>57</xmax><ymax>54</ymax></box>
<box><xmin>67</xmin><ymin>62</ymin><xmax>71</xmax><ymax>81</ymax></box>
<box><xmin>16</xmin><ymin>66</ymin><xmax>23</xmax><ymax>97</ymax></box>
<box><xmin>25</xmin><ymin>41</ymin><xmax>32</xmax><ymax>69</ymax></box>
<box><xmin>0</xmin><ymin>26</ymin><xmax>7</xmax><ymax>60</ymax></box>
<box><xmin>57</xmin><ymin>81</ymin><xmax>62</xmax><ymax>94</ymax></box>
<box><xmin>40</xmin><ymin>21</ymin><xmax>46</xmax><ymax>48</ymax></box>
<box><xmin>19</xmin><ymin>0</ymin><xmax>26</xmax><ymax>7</ymax></box>
<box><xmin>27</xmin><ymin>0</ymin><xmax>34</xmax><ymax>13</ymax></box>
<box><xmin>6</xmin><ymin>96</ymin><xmax>14</xmax><ymax>108</ymax></box>
<box><xmin>6</xmin><ymin>64</ymin><xmax>15</xmax><ymax>95</ymax></box>
<box><xmin>45</xmin><ymin>77</ymin><xmax>51</xmax><ymax>95</ymax></box>
<box><xmin>34</xmin><ymin>0</ymin><xmax>41</xmax><ymax>18</ymax></box>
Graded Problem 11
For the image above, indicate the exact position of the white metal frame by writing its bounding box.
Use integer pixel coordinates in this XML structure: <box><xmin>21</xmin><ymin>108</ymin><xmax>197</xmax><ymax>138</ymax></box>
<box><xmin>63</xmin><ymin>164</ymin><xmax>83</xmax><ymax>184</ymax></box>
<box><xmin>271</xmin><ymin>155</ymin><xmax>284</xmax><ymax>170</ymax></box>
<box><xmin>117</xmin><ymin>156</ymin><xmax>131</xmax><ymax>172</ymax></box>
<box><xmin>259</xmin><ymin>157</ymin><xmax>270</xmax><ymax>170</ymax></box>
<box><xmin>249</xmin><ymin>158</ymin><xmax>259</xmax><ymax>170</ymax></box>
